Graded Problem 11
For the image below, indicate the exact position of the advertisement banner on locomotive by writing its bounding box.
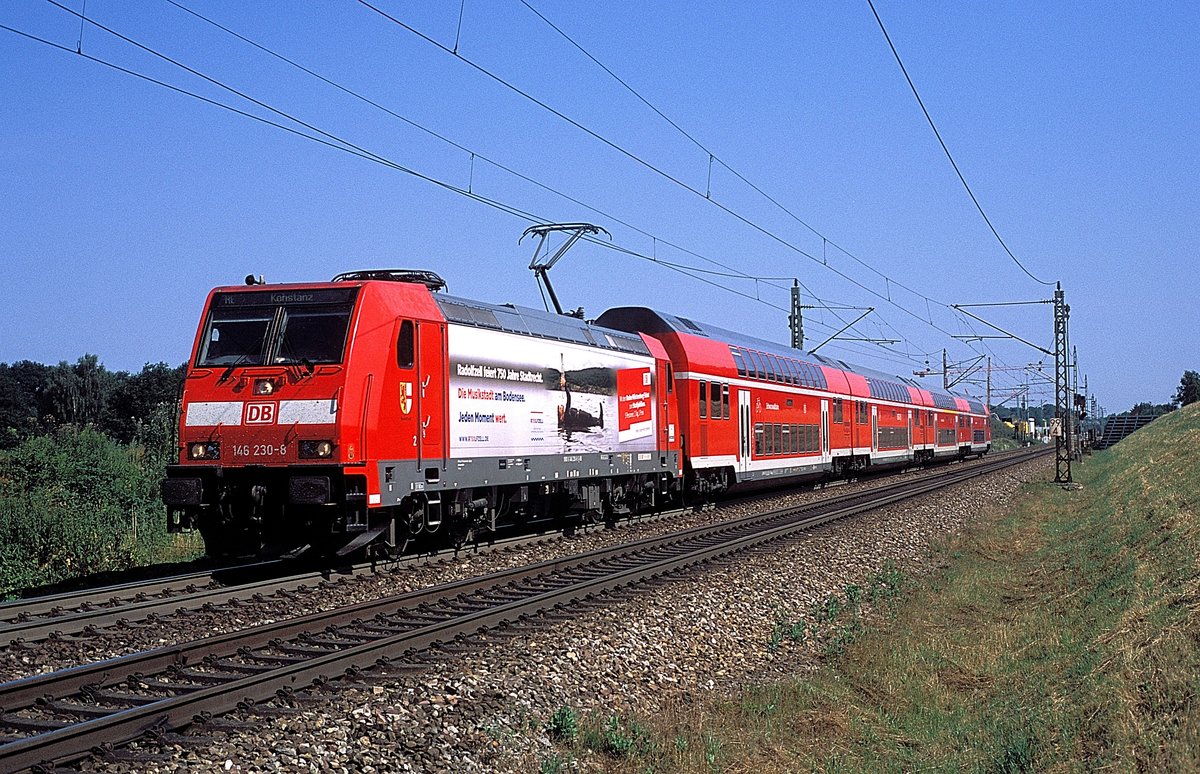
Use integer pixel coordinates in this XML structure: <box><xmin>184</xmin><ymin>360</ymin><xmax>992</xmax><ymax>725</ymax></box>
<box><xmin>448</xmin><ymin>326</ymin><xmax>657</xmax><ymax>458</ymax></box>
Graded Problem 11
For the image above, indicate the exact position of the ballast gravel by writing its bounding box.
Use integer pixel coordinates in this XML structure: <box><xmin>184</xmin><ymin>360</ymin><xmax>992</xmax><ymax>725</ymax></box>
<box><xmin>68</xmin><ymin>455</ymin><xmax>1048</xmax><ymax>773</ymax></box>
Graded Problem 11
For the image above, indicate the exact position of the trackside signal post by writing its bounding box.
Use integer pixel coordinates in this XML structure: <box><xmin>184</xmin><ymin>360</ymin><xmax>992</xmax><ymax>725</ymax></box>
<box><xmin>789</xmin><ymin>281</ymin><xmax>803</xmax><ymax>350</ymax></box>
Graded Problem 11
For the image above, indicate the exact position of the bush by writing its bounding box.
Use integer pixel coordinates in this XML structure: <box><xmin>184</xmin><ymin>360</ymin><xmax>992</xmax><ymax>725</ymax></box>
<box><xmin>0</xmin><ymin>421</ymin><xmax>191</xmax><ymax>597</ymax></box>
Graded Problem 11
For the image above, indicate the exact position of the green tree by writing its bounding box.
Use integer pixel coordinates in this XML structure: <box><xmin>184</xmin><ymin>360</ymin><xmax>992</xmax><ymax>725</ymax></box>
<box><xmin>0</xmin><ymin>363</ymin><xmax>42</xmax><ymax>447</ymax></box>
<box><xmin>1175</xmin><ymin>370</ymin><xmax>1200</xmax><ymax>408</ymax></box>
<box><xmin>104</xmin><ymin>362</ymin><xmax>186</xmax><ymax>442</ymax></box>
<box><xmin>41</xmin><ymin>355</ymin><xmax>117</xmax><ymax>427</ymax></box>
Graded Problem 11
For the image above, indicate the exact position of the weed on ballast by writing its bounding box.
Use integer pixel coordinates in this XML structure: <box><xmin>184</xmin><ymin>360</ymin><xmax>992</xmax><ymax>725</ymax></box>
<box><xmin>546</xmin><ymin>704</ymin><xmax>579</xmax><ymax>743</ymax></box>
<box><xmin>577</xmin><ymin>714</ymin><xmax>656</xmax><ymax>760</ymax></box>
<box><xmin>866</xmin><ymin>559</ymin><xmax>905</xmax><ymax>603</ymax></box>
<box><xmin>767</xmin><ymin>608</ymin><xmax>808</xmax><ymax>652</ymax></box>
<box><xmin>538</xmin><ymin>751</ymin><xmax>572</xmax><ymax>774</ymax></box>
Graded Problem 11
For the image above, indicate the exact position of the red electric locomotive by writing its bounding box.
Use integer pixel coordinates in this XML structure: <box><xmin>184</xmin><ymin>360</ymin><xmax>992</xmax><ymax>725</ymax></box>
<box><xmin>162</xmin><ymin>270</ymin><xmax>682</xmax><ymax>558</ymax></box>
<box><xmin>163</xmin><ymin>270</ymin><xmax>989</xmax><ymax>559</ymax></box>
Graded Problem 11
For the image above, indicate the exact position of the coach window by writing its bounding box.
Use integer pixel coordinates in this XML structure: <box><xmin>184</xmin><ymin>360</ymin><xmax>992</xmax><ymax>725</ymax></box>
<box><xmin>833</xmin><ymin>398</ymin><xmax>843</xmax><ymax>424</ymax></box>
<box><xmin>774</xmin><ymin>355</ymin><xmax>788</xmax><ymax>382</ymax></box>
<box><xmin>773</xmin><ymin>424</ymin><xmax>783</xmax><ymax>455</ymax></box>
<box><xmin>722</xmin><ymin>383</ymin><xmax>730</xmax><ymax>419</ymax></box>
<box><xmin>749</xmin><ymin>351</ymin><xmax>766</xmax><ymax>380</ymax></box>
<box><xmin>732</xmin><ymin>350</ymin><xmax>747</xmax><ymax>377</ymax></box>
<box><xmin>397</xmin><ymin>320</ymin><xmax>414</xmax><ymax>368</ymax></box>
<box><xmin>666</xmin><ymin>364</ymin><xmax>673</xmax><ymax>393</ymax></box>
<box><xmin>710</xmin><ymin>381</ymin><xmax>721</xmax><ymax>419</ymax></box>
<box><xmin>754</xmin><ymin>423</ymin><xmax>764</xmax><ymax>455</ymax></box>
<box><xmin>699</xmin><ymin>380</ymin><xmax>708</xmax><ymax>419</ymax></box>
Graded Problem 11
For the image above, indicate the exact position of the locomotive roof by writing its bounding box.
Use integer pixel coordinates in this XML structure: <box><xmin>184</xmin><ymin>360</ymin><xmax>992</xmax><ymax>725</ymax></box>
<box><xmin>595</xmin><ymin>306</ymin><xmax>986</xmax><ymax>413</ymax></box>
<box><xmin>434</xmin><ymin>293</ymin><xmax>652</xmax><ymax>357</ymax></box>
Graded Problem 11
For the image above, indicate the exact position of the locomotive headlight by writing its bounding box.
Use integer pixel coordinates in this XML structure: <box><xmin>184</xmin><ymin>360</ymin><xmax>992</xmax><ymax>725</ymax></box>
<box><xmin>253</xmin><ymin>378</ymin><xmax>276</xmax><ymax>396</ymax></box>
<box><xmin>299</xmin><ymin>440</ymin><xmax>335</xmax><ymax>459</ymax></box>
<box><xmin>188</xmin><ymin>441</ymin><xmax>220</xmax><ymax>460</ymax></box>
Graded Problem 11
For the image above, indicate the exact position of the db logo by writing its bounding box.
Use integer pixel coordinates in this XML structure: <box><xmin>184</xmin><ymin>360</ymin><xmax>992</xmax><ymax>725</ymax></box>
<box><xmin>245</xmin><ymin>402</ymin><xmax>277</xmax><ymax>425</ymax></box>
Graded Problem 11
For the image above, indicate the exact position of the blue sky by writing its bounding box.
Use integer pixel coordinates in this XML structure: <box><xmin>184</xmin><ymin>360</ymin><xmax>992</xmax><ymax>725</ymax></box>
<box><xmin>1</xmin><ymin>1</ymin><xmax>1196</xmax><ymax>414</ymax></box>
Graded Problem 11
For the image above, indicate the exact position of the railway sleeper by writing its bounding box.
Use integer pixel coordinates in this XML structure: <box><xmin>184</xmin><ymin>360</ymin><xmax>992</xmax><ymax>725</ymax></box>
<box><xmin>209</xmin><ymin>659</ymin><xmax>277</xmax><ymax>675</ymax></box>
<box><xmin>87</xmin><ymin>689</ymin><xmax>163</xmax><ymax>707</ymax></box>
<box><xmin>270</xmin><ymin>642</ymin><xmax>340</xmax><ymax>657</ymax></box>
<box><xmin>37</xmin><ymin>699</ymin><xmax>123</xmax><ymax>719</ymax></box>
<box><xmin>306</xmin><ymin>635</ymin><xmax>368</xmax><ymax>648</ymax></box>
<box><xmin>241</xmin><ymin>652</ymin><xmax>311</xmax><ymax>666</ymax></box>
<box><xmin>172</xmin><ymin>667</ymin><xmax>243</xmax><ymax>684</ymax></box>
<box><xmin>131</xmin><ymin>677</ymin><xmax>207</xmax><ymax>693</ymax></box>
<box><xmin>101</xmin><ymin>747</ymin><xmax>178</xmax><ymax>764</ymax></box>
<box><xmin>0</xmin><ymin>713</ymin><xmax>71</xmax><ymax>733</ymax></box>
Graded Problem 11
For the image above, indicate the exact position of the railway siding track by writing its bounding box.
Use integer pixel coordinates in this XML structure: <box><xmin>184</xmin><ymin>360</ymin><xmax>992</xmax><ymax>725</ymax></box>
<box><xmin>0</xmin><ymin>448</ymin><xmax>1046</xmax><ymax>772</ymax></box>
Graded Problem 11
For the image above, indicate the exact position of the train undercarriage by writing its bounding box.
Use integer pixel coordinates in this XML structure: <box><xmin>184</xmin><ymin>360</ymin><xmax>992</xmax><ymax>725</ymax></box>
<box><xmin>164</xmin><ymin>466</ymin><xmax>681</xmax><ymax>560</ymax></box>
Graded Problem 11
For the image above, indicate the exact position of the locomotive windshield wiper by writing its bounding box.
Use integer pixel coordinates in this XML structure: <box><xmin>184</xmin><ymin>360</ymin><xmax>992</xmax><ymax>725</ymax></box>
<box><xmin>217</xmin><ymin>353</ymin><xmax>252</xmax><ymax>384</ymax></box>
<box><xmin>275</xmin><ymin>333</ymin><xmax>314</xmax><ymax>379</ymax></box>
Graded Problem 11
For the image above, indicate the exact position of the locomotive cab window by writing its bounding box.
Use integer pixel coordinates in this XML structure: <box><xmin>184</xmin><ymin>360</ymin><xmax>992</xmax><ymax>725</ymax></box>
<box><xmin>397</xmin><ymin>320</ymin><xmax>414</xmax><ymax>369</ymax></box>
<box><xmin>276</xmin><ymin>306</ymin><xmax>353</xmax><ymax>365</ymax></box>
<box><xmin>198</xmin><ymin>308</ymin><xmax>272</xmax><ymax>366</ymax></box>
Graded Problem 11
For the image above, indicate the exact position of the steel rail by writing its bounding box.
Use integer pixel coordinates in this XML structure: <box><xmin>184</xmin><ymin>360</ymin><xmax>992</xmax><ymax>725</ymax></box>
<box><xmin>0</xmin><ymin>528</ymin><xmax>579</xmax><ymax>646</ymax></box>
<box><xmin>0</xmin><ymin>448</ymin><xmax>1046</xmax><ymax>771</ymax></box>
<box><xmin>0</xmin><ymin>451</ymin><xmax>1011</xmax><ymax>645</ymax></box>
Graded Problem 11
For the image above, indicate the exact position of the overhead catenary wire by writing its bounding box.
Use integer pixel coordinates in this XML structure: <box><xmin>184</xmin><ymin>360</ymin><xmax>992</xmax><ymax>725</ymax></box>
<box><xmin>161</xmin><ymin>0</ymin><xmax>877</xmax><ymax>337</ymax></box>
<box><xmin>354</xmin><ymin>2</ymin><xmax>979</xmax><ymax>345</ymax></box>
<box><xmin>9</xmin><ymin>5</ymin><xmax>1028</xmax><ymax>388</ymax></box>
<box><xmin>515</xmin><ymin>0</ymin><xmax>946</xmax><ymax>328</ymax></box>
<box><xmin>517</xmin><ymin>0</ymin><xmax>1036</xmax><ymax>389</ymax></box>
<box><xmin>156</xmin><ymin>0</ymin><xmax>915</xmax><ymax>363</ymax></box>
<box><xmin>359</xmin><ymin>0</ymin><xmax>1031</xmax><ymax>385</ymax></box>
<box><xmin>514</xmin><ymin>0</ymin><xmax>1045</xmax><ymax>375</ymax></box>
<box><xmin>5</xmin><ymin>6</ymin><xmax>909</xmax><ymax>373</ymax></box>
<box><xmin>511</xmin><ymin>0</ymin><xmax>1037</xmax><ymax>390</ymax></box>
<box><xmin>864</xmin><ymin>0</ymin><xmax>1055</xmax><ymax>287</ymax></box>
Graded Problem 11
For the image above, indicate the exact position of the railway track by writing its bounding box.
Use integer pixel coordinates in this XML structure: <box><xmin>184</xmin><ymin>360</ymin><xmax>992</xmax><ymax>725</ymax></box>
<box><xmin>0</xmin><ymin>450</ymin><xmax>1014</xmax><ymax>648</ymax></box>
<box><xmin>0</xmin><ymin>513</ymin><xmax>705</xmax><ymax>650</ymax></box>
<box><xmin>0</xmin><ymin>447</ymin><xmax>1047</xmax><ymax>772</ymax></box>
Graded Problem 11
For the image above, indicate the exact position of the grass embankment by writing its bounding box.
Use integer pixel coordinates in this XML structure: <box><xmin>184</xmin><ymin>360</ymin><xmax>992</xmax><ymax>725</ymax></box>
<box><xmin>545</xmin><ymin>405</ymin><xmax>1200</xmax><ymax>772</ymax></box>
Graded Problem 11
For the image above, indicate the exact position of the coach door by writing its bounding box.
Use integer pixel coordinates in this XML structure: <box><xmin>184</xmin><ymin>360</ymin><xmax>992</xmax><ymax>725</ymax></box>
<box><xmin>871</xmin><ymin>405</ymin><xmax>878</xmax><ymax>453</ymax></box>
<box><xmin>821</xmin><ymin>400</ymin><xmax>829</xmax><ymax>461</ymax></box>
<box><xmin>738</xmin><ymin>389</ymin><xmax>752</xmax><ymax>474</ymax></box>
